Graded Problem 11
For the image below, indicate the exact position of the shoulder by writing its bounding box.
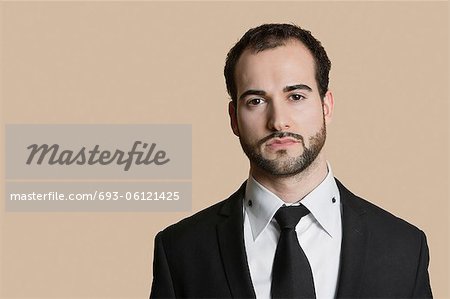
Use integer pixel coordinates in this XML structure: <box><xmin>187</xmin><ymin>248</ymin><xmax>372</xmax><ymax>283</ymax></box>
<box><xmin>161</xmin><ymin>199</ymin><xmax>226</xmax><ymax>240</ymax></box>
<box><xmin>336</xmin><ymin>179</ymin><xmax>432</xmax><ymax>297</ymax></box>
<box><xmin>156</xmin><ymin>182</ymin><xmax>245</xmax><ymax>244</ymax></box>
<box><xmin>336</xmin><ymin>178</ymin><xmax>426</xmax><ymax>241</ymax></box>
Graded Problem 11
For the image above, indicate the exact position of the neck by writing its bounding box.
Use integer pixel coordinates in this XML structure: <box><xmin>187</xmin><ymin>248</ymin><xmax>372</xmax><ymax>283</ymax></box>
<box><xmin>250</xmin><ymin>153</ymin><xmax>328</xmax><ymax>203</ymax></box>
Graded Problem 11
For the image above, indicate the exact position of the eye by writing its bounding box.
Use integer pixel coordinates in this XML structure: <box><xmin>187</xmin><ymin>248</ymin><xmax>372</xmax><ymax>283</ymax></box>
<box><xmin>247</xmin><ymin>98</ymin><xmax>265</xmax><ymax>106</ymax></box>
<box><xmin>290</xmin><ymin>94</ymin><xmax>305</xmax><ymax>101</ymax></box>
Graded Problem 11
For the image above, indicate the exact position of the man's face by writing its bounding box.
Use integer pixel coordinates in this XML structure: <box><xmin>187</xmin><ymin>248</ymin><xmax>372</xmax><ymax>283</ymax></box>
<box><xmin>229</xmin><ymin>40</ymin><xmax>334</xmax><ymax>177</ymax></box>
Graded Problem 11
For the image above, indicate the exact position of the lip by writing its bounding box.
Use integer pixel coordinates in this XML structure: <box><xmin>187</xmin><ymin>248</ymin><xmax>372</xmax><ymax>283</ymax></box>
<box><xmin>266</xmin><ymin>137</ymin><xmax>300</xmax><ymax>147</ymax></box>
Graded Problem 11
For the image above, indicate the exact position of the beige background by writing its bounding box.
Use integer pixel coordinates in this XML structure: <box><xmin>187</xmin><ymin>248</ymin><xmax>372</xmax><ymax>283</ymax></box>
<box><xmin>1</xmin><ymin>1</ymin><xmax>448</xmax><ymax>298</ymax></box>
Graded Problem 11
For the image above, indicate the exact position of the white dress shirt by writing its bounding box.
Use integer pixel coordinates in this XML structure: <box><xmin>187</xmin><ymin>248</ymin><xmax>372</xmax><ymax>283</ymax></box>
<box><xmin>243</xmin><ymin>164</ymin><xmax>342</xmax><ymax>299</ymax></box>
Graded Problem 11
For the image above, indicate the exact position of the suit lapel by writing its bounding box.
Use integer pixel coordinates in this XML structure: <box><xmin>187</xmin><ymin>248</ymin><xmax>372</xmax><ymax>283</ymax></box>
<box><xmin>335</xmin><ymin>179</ymin><xmax>369</xmax><ymax>298</ymax></box>
<box><xmin>216</xmin><ymin>179</ymin><xmax>369</xmax><ymax>298</ymax></box>
<box><xmin>217</xmin><ymin>182</ymin><xmax>256</xmax><ymax>299</ymax></box>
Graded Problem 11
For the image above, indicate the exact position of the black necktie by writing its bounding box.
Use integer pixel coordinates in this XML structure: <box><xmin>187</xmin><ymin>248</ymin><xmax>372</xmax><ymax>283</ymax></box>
<box><xmin>271</xmin><ymin>205</ymin><xmax>316</xmax><ymax>299</ymax></box>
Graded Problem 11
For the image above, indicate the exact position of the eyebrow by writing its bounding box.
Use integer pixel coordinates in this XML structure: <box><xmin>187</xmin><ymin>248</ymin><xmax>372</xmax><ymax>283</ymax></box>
<box><xmin>238</xmin><ymin>84</ymin><xmax>313</xmax><ymax>101</ymax></box>
<box><xmin>238</xmin><ymin>89</ymin><xmax>266</xmax><ymax>101</ymax></box>
<box><xmin>283</xmin><ymin>84</ymin><xmax>312</xmax><ymax>92</ymax></box>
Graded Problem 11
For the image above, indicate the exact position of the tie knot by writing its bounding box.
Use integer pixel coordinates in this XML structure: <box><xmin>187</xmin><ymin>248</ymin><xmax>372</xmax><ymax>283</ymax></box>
<box><xmin>274</xmin><ymin>205</ymin><xmax>310</xmax><ymax>230</ymax></box>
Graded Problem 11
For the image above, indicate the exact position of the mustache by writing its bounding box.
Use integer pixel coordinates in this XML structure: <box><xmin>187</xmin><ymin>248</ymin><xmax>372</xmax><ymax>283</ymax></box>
<box><xmin>257</xmin><ymin>132</ymin><xmax>304</xmax><ymax>147</ymax></box>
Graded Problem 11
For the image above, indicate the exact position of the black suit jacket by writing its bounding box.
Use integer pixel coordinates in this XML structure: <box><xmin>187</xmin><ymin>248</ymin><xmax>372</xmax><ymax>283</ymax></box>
<box><xmin>150</xmin><ymin>179</ymin><xmax>432</xmax><ymax>298</ymax></box>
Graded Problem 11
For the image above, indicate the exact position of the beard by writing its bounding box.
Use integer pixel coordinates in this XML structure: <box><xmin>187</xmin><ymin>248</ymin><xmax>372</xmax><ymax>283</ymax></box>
<box><xmin>239</xmin><ymin>119</ymin><xmax>326</xmax><ymax>177</ymax></box>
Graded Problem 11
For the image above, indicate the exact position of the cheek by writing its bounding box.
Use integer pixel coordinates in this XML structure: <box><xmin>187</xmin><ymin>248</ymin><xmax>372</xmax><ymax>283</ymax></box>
<box><xmin>237</xmin><ymin>112</ymin><xmax>265</xmax><ymax>140</ymax></box>
<box><xmin>297</xmin><ymin>104</ymin><xmax>324</xmax><ymax>127</ymax></box>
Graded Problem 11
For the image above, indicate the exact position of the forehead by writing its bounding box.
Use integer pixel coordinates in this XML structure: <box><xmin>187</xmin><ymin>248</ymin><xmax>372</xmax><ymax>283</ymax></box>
<box><xmin>234</xmin><ymin>40</ymin><xmax>317</xmax><ymax>93</ymax></box>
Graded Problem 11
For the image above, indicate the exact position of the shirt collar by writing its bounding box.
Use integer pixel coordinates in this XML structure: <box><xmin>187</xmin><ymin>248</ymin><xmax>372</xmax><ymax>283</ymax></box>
<box><xmin>244</xmin><ymin>162</ymin><xmax>341</xmax><ymax>241</ymax></box>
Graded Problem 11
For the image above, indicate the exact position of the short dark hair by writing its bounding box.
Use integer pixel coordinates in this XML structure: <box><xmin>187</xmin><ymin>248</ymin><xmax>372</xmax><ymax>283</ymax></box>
<box><xmin>224</xmin><ymin>23</ymin><xmax>331</xmax><ymax>106</ymax></box>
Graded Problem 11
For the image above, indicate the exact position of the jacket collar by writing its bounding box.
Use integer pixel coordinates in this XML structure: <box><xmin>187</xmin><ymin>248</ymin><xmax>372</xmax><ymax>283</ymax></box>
<box><xmin>335</xmin><ymin>179</ymin><xmax>369</xmax><ymax>299</ymax></box>
<box><xmin>217</xmin><ymin>182</ymin><xmax>256</xmax><ymax>298</ymax></box>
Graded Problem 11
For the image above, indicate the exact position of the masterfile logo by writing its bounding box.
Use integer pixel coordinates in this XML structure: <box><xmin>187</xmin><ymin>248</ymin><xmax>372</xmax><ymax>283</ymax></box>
<box><xmin>26</xmin><ymin>141</ymin><xmax>170</xmax><ymax>171</ymax></box>
<box><xmin>6</xmin><ymin>124</ymin><xmax>191</xmax><ymax>179</ymax></box>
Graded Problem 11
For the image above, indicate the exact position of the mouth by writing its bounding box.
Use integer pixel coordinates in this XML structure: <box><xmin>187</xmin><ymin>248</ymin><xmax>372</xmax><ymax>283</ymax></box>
<box><xmin>266</xmin><ymin>137</ymin><xmax>300</xmax><ymax>148</ymax></box>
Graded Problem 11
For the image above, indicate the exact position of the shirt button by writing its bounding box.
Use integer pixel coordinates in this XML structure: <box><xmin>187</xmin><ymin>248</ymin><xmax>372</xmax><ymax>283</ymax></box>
<box><xmin>332</xmin><ymin>197</ymin><xmax>336</xmax><ymax>203</ymax></box>
<box><xmin>248</xmin><ymin>200</ymin><xmax>253</xmax><ymax>207</ymax></box>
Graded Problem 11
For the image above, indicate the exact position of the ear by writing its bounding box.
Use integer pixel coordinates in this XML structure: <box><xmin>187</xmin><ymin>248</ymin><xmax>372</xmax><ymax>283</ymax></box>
<box><xmin>228</xmin><ymin>101</ymin><xmax>240</xmax><ymax>137</ymax></box>
<box><xmin>322</xmin><ymin>90</ymin><xmax>334</xmax><ymax>125</ymax></box>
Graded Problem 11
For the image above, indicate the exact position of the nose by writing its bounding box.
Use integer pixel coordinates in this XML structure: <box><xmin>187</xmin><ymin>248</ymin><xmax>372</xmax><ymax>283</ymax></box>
<box><xmin>267</xmin><ymin>100</ymin><xmax>290</xmax><ymax>131</ymax></box>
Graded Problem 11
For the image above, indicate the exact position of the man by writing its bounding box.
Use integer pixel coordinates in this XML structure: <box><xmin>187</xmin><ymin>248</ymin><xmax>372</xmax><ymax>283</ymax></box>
<box><xmin>150</xmin><ymin>23</ymin><xmax>432</xmax><ymax>298</ymax></box>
